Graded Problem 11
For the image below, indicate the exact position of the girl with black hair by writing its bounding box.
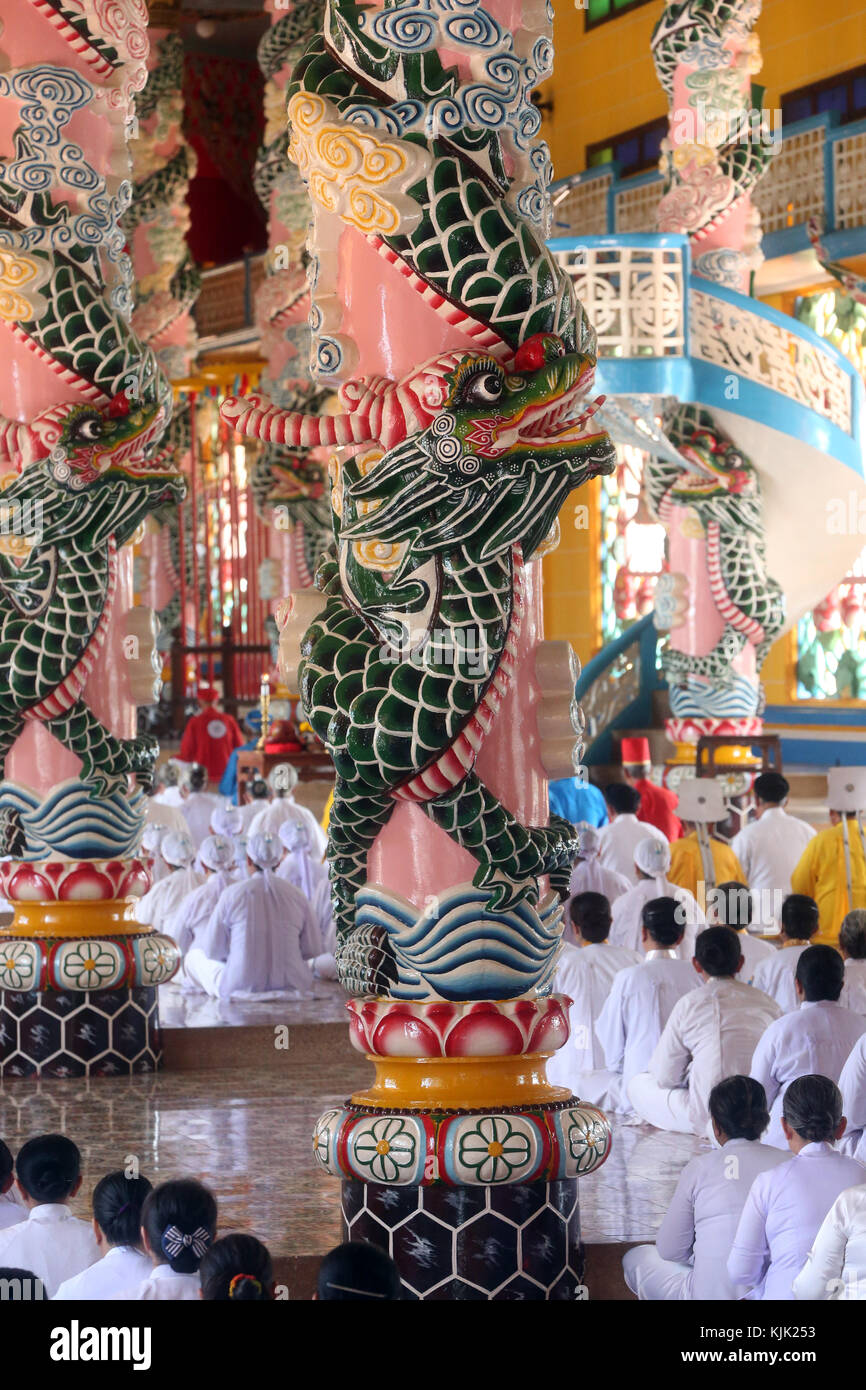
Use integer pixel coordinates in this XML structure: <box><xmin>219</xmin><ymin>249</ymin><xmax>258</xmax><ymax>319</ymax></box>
<box><xmin>728</xmin><ymin>1074</ymin><xmax>865</xmax><ymax>1298</ymax></box>
<box><xmin>114</xmin><ymin>1178</ymin><xmax>218</xmax><ymax>1301</ymax></box>
<box><xmin>54</xmin><ymin>1171</ymin><xmax>153</xmax><ymax>1300</ymax></box>
<box><xmin>199</xmin><ymin>1234</ymin><xmax>274</xmax><ymax>1301</ymax></box>
<box><xmin>0</xmin><ymin>1134</ymin><xmax>99</xmax><ymax>1298</ymax></box>
<box><xmin>0</xmin><ymin>1139</ymin><xmax>23</xmax><ymax>1231</ymax></box>
<box><xmin>623</xmin><ymin>1076</ymin><xmax>789</xmax><ymax>1300</ymax></box>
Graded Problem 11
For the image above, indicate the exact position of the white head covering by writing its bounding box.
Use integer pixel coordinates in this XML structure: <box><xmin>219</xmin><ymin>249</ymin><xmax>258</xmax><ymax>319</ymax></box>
<box><xmin>161</xmin><ymin>831</ymin><xmax>195</xmax><ymax>868</ymax></box>
<box><xmin>141</xmin><ymin>824</ymin><xmax>165</xmax><ymax>855</ymax></box>
<box><xmin>577</xmin><ymin>824</ymin><xmax>600</xmax><ymax>859</ymax></box>
<box><xmin>211</xmin><ymin>804</ymin><xmax>245</xmax><ymax>837</ymax></box>
<box><xmin>199</xmin><ymin>834</ymin><xmax>235</xmax><ymax>872</ymax></box>
<box><xmin>634</xmin><ymin>837</ymin><xmax>671</xmax><ymax>880</ymax></box>
<box><xmin>247</xmin><ymin>832</ymin><xmax>283</xmax><ymax>870</ymax></box>
<box><xmin>278</xmin><ymin>818</ymin><xmax>309</xmax><ymax>852</ymax></box>
<box><xmin>269</xmin><ymin>763</ymin><xmax>298</xmax><ymax>796</ymax></box>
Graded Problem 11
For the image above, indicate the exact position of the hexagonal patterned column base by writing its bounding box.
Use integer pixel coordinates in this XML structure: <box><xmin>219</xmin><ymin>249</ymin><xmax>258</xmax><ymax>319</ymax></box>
<box><xmin>342</xmin><ymin>1177</ymin><xmax>583</xmax><ymax>1300</ymax></box>
<box><xmin>0</xmin><ymin>987</ymin><xmax>162</xmax><ymax>1078</ymax></box>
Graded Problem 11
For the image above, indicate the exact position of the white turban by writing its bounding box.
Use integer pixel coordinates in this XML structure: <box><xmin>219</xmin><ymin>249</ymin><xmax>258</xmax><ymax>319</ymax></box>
<box><xmin>210</xmin><ymin>804</ymin><xmax>244</xmax><ymax>838</ymax></box>
<box><xmin>269</xmin><ymin>763</ymin><xmax>298</xmax><ymax>795</ymax></box>
<box><xmin>247</xmin><ymin>832</ymin><xmax>283</xmax><ymax>870</ymax></box>
<box><xmin>199</xmin><ymin>834</ymin><xmax>236</xmax><ymax>872</ymax></box>
<box><xmin>634</xmin><ymin>837</ymin><xmax>671</xmax><ymax>878</ymax></box>
<box><xmin>278</xmin><ymin>818</ymin><xmax>309</xmax><ymax>852</ymax></box>
<box><xmin>161</xmin><ymin>831</ymin><xmax>195</xmax><ymax>868</ymax></box>
<box><xmin>577</xmin><ymin>825</ymin><xmax>600</xmax><ymax>859</ymax></box>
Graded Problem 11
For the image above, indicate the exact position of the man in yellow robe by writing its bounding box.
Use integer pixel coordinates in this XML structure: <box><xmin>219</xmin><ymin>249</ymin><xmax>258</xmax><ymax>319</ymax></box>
<box><xmin>668</xmin><ymin>830</ymin><xmax>746</xmax><ymax>913</ymax></box>
<box><xmin>667</xmin><ymin>777</ymin><xmax>745</xmax><ymax>914</ymax></box>
<box><xmin>791</xmin><ymin>812</ymin><xmax>866</xmax><ymax>946</ymax></box>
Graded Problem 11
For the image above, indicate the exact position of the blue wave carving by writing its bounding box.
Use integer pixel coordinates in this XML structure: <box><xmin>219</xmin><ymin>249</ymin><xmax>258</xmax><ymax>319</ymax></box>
<box><xmin>668</xmin><ymin>673</ymin><xmax>760</xmax><ymax>718</ymax></box>
<box><xmin>356</xmin><ymin>882</ymin><xmax>564</xmax><ymax>1001</ymax></box>
<box><xmin>0</xmin><ymin>779</ymin><xmax>145</xmax><ymax>860</ymax></box>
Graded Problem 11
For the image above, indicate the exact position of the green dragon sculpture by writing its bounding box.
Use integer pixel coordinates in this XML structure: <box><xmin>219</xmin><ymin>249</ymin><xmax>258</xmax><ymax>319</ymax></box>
<box><xmin>0</xmin><ymin>53</ymin><xmax>185</xmax><ymax>824</ymax></box>
<box><xmin>645</xmin><ymin>403</ymin><xmax>784</xmax><ymax>690</ymax></box>
<box><xmin>223</xmin><ymin>0</ymin><xmax>615</xmax><ymax>997</ymax></box>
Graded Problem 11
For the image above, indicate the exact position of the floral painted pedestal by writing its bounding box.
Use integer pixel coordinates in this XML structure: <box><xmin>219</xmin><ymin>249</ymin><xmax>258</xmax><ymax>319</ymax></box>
<box><xmin>313</xmin><ymin>997</ymin><xmax>610</xmax><ymax>1299</ymax></box>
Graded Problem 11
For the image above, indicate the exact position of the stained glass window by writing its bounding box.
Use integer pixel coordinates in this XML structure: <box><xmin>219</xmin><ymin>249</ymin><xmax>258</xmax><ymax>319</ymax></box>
<box><xmin>585</xmin><ymin>0</ymin><xmax>655</xmax><ymax>30</ymax></box>
<box><xmin>587</xmin><ymin>117</ymin><xmax>667</xmax><ymax>178</ymax></box>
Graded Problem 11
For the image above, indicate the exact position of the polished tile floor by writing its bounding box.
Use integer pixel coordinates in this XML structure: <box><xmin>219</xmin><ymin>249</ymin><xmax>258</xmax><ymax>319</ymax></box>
<box><xmin>0</xmin><ymin>1048</ymin><xmax>703</xmax><ymax>1257</ymax></box>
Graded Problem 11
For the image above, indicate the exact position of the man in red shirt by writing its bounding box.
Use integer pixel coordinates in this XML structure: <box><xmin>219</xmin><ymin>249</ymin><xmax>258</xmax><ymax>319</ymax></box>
<box><xmin>179</xmin><ymin>685</ymin><xmax>245</xmax><ymax>784</ymax></box>
<box><xmin>621</xmin><ymin>736</ymin><xmax>682</xmax><ymax>841</ymax></box>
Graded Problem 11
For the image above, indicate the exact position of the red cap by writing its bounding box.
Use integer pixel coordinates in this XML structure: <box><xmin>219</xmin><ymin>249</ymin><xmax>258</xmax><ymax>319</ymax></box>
<box><xmin>198</xmin><ymin>685</ymin><xmax>219</xmax><ymax>704</ymax></box>
<box><xmin>621</xmin><ymin>736</ymin><xmax>651</xmax><ymax>765</ymax></box>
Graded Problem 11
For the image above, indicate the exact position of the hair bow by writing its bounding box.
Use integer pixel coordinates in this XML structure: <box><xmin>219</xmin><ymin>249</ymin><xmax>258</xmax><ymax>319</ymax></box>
<box><xmin>161</xmin><ymin>1224</ymin><xmax>211</xmax><ymax>1259</ymax></box>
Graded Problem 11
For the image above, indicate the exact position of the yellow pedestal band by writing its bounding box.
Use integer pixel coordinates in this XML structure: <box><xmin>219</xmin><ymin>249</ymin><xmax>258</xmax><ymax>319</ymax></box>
<box><xmin>350</xmin><ymin>1053</ymin><xmax>571</xmax><ymax>1110</ymax></box>
<box><xmin>2</xmin><ymin>900</ymin><xmax>140</xmax><ymax>937</ymax></box>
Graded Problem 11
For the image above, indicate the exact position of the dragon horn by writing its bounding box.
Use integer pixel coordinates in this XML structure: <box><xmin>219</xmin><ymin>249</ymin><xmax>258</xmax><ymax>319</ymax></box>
<box><xmin>220</xmin><ymin>394</ymin><xmax>374</xmax><ymax>449</ymax></box>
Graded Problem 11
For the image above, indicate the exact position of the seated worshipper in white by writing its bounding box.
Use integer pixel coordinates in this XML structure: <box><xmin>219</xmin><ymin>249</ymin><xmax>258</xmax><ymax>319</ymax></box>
<box><xmin>545</xmin><ymin>892</ymin><xmax>641</xmax><ymax>1107</ymax></box>
<box><xmin>210</xmin><ymin>802</ymin><xmax>247</xmax><ymax>874</ymax></box>
<box><xmin>0</xmin><ymin>1135</ymin><xmax>99</xmax><ymax>1299</ymax></box>
<box><xmin>134</xmin><ymin>831</ymin><xmax>202</xmax><ymax>936</ymax></box>
<box><xmin>609</xmin><ymin>837</ymin><xmax>703</xmax><ymax>960</ymax></box>
<box><xmin>562</xmin><ymin>826</ymin><xmax>630</xmax><ymax>941</ymax></box>
<box><xmin>184</xmin><ymin>832</ymin><xmax>320</xmax><ymax>1000</ymax></box>
<box><xmin>840</xmin><ymin>910</ymin><xmax>866</xmax><ymax>1015</ymax></box>
<box><xmin>623</xmin><ymin>1076</ymin><xmax>789</xmax><ymax>1301</ymax></box>
<box><xmin>838</xmin><ymin>1029</ymin><xmax>866</xmax><ymax>1164</ymax></box>
<box><xmin>793</xmin><ymin>1179</ymin><xmax>866</xmax><ymax>1300</ymax></box>
<box><xmin>628</xmin><ymin>926</ymin><xmax>782</xmax><ymax>1136</ymax></box>
<box><xmin>248</xmin><ymin>763</ymin><xmax>328</xmax><ymax>859</ymax></box>
<box><xmin>750</xmin><ymin>945</ymin><xmax>866</xmax><ymax>1149</ymax></box>
<box><xmin>179</xmin><ymin>763</ymin><xmax>220</xmax><ymax>850</ymax></box>
<box><xmin>112</xmin><ymin>1180</ymin><xmax>217</xmax><ymax>1302</ymax></box>
<box><xmin>54</xmin><ymin>1171</ymin><xmax>153</xmax><ymax>1300</ymax></box>
<box><xmin>166</xmin><ymin>834</ymin><xmax>237</xmax><ymax>975</ymax></box>
<box><xmin>597</xmin><ymin>784</ymin><xmax>667</xmax><ymax>884</ymax></box>
<box><xmin>144</xmin><ymin>787</ymin><xmax>187</xmax><ymax>841</ymax></box>
<box><xmin>277</xmin><ymin>819</ymin><xmax>336</xmax><ymax>979</ymax></box>
<box><xmin>596</xmin><ymin>897</ymin><xmax>699</xmax><ymax>1113</ymax></box>
<box><xmin>238</xmin><ymin>777</ymin><xmax>269</xmax><ymax>833</ymax></box>
<box><xmin>153</xmin><ymin>760</ymin><xmax>185</xmax><ymax>807</ymax></box>
<box><xmin>751</xmin><ymin>894</ymin><xmax>820</xmax><ymax>1013</ymax></box>
<box><xmin>140</xmin><ymin>822</ymin><xmax>169</xmax><ymax>887</ymax></box>
<box><xmin>731</xmin><ymin>771</ymin><xmax>816</xmax><ymax>932</ymax></box>
<box><xmin>705</xmin><ymin>880</ymin><xmax>775</xmax><ymax>985</ymax></box>
<box><xmin>727</xmin><ymin>1074</ymin><xmax>864</xmax><ymax>1300</ymax></box>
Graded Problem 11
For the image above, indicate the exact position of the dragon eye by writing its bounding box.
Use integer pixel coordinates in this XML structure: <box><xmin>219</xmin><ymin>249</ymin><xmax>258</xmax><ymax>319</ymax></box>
<box><xmin>463</xmin><ymin>371</ymin><xmax>504</xmax><ymax>405</ymax></box>
<box><xmin>72</xmin><ymin>416</ymin><xmax>104</xmax><ymax>442</ymax></box>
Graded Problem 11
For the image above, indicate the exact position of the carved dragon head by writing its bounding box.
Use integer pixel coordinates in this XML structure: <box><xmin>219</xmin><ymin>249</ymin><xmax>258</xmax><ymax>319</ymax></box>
<box><xmin>222</xmin><ymin>333</ymin><xmax>615</xmax><ymax>565</ymax></box>
<box><xmin>0</xmin><ymin>392</ymin><xmax>186</xmax><ymax>551</ymax></box>
<box><xmin>340</xmin><ymin>334</ymin><xmax>616</xmax><ymax>565</ymax></box>
<box><xmin>664</xmin><ymin>404</ymin><xmax>757</xmax><ymax>502</ymax></box>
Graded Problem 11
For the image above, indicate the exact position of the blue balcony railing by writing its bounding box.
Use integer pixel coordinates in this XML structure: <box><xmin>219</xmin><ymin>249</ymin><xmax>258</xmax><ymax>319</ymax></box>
<box><xmin>550</xmin><ymin>112</ymin><xmax>866</xmax><ymax>262</ymax></box>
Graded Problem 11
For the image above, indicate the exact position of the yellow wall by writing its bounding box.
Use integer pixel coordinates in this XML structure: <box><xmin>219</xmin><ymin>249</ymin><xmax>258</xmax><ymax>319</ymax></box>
<box><xmin>541</xmin><ymin>0</ymin><xmax>866</xmax><ymax>183</ymax></box>
<box><xmin>542</xmin><ymin>478</ymin><xmax>602</xmax><ymax>669</ymax></box>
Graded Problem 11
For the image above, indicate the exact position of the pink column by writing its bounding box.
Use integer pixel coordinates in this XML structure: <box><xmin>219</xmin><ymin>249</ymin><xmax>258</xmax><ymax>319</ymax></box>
<box><xmin>0</xmin><ymin>2</ymin><xmax>184</xmax><ymax>1075</ymax></box>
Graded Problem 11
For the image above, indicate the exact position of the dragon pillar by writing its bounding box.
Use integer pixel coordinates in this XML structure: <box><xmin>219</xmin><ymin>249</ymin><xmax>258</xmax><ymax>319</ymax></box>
<box><xmin>125</xmin><ymin>23</ymin><xmax>201</xmax><ymax>664</ymax></box>
<box><xmin>648</xmin><ymin>1</ymin><xmax>784</xmax><ymax>769</ymax></box>
<box><xmin>250</xmin><ymin>0</ymin><xmax>332</xmax><ymax>618</ymax></box>
<box><xmin>223</xmin><ymin>0</ymin><xmax>614</xmax><ymax>1299</ymax></box>
<box><xmin>0</xmin><ymin>0</ymin><xmax>186</xmax><ymax>1077</ymax></box>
